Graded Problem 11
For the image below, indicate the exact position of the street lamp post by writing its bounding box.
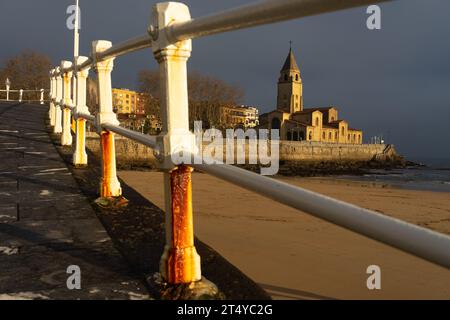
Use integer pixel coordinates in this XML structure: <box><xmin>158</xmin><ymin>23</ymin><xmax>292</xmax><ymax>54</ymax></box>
<box><xmin>5</xmin><ymin>78</ymin><xmax>10</xmax><ymax>101</ymax></box>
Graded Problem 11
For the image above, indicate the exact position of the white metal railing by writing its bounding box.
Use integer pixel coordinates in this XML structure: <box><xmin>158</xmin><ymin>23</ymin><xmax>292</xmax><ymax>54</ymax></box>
<box><xmin>47</xmin><ymin>0</ymin><xmax>449</xmax><ymax>287</ymax></box>
<box><xmin>0</xmin><ymin>89</ymin><xmax>47</xmax><ymax>104</ymax></box>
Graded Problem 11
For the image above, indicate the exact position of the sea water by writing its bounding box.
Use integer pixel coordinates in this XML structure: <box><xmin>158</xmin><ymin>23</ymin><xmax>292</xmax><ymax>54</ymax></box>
<box><xmin>337</xmin><ymin>159</ymin><xmax>450</xmax><ymax>193</ymax></box>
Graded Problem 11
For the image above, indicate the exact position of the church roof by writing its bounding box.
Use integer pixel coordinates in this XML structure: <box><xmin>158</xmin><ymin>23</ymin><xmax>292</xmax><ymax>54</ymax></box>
<box><xmin>302</xmin><ymin>107</ymin><xmax>335</xmax><ymax>112</ymax></box>
<box><xmin>281</xmin><ymin>48</ymin><xmax>299</xmax><ymax>72</ymax></box>
<box><xmin>292</xmin><ymin>109</ymin><xmax>322</xmax><ymax>115</ymax></box>
<box><xmin>285</xmin><ymin>119</ymin><xmax>309</xmax><ymax>127</ymax></box>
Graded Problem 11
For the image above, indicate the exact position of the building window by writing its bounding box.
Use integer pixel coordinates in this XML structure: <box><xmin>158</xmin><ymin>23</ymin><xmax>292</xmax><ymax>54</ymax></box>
<box><xmin>335</xmin><ymin>132</ymin><xmax>338</xmax><ymax>140</ymax></box>
<box><xmin>287</xmin><ymin>131</ymin><xmax>292</xmax><ymax>141</ymax></box>
<box><xmin>284</xmin><ymin>74</ymin><xmax>288</xmax><ymax>81</ymax></box>
<box><xmin>308</xmin><ymin>131</ymin><xmax>312</xmax><ymax>140</ymax></box>
<box><xmin>341</xmin><ymin>127</ymin><xmax>345</xmax><ymax>135</ymax></box>
<box><xmin>271</xmin><ymin>117</ymin><xmax>281</xmax><ymax>130</ymax></box>
<box><xmin>315</xmin><ymin>118</ymin><xmax>319</xmax><ymax>126</ymax></box>
<box><xmin>329</xmin><ymin>132</ymin><xmax>332</xmax><ymax>140</ymax></box>
<box><xmin>322</xmin><ymin>132</ymin><xmax>326</xmax><ymax>140</ymax></box>
<box><xmin>348</xmin><ymin>134</ymin><xmax>351</xmax><ymax>140</ymax></box>
<box><xmin>299</xmin><ymin>131</ymin><xmax>305</xmax><ymax>141</ymax></box>
<box><xmin>293</xmin><ymin>131</ymin><xmax>298</xmax><ymax>141</ymax></box>
<box><xmin>295</xmin><ymin>74</ymin><xmax>299</xmax><ymax>81</ymax></box>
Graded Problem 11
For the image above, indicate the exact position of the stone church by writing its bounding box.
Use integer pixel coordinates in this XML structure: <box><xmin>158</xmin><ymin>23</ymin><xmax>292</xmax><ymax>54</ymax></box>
<box><xmin>259</xmin><ymin>48</ymin><xmax>363</xmax><ymax>144</ymax></box>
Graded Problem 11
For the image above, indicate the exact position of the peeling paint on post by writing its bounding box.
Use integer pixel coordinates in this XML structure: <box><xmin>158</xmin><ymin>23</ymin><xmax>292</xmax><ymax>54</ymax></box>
<box><xmin>164</xmin><ymin>165</ymin><xmax>201</xmax><ymax>283</ymax></box>
<box><xmin>99</xmin><ymin>130</ymin><xmax>121</xmax><ymax>197</ymax></box>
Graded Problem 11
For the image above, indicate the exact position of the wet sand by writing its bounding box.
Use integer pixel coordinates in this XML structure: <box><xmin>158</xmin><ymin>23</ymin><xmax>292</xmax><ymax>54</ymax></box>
<box><xmin>118</xmin><ymin>170</ymin><xmax>450</xmax><ymax>300</ymax></box>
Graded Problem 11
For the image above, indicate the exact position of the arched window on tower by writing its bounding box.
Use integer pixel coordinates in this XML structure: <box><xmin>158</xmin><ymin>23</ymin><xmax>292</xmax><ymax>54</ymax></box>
<box><xmin>308</xmin><ymin>131</ymin><xmax>312</xmax><ymax>140</ymax></box>
<box><xmin>295</xmin><ymin>74</ymin><xmax>299</xmax><ymax>81</ymax></box>
<box><xmin>284</xmin><ymin>74</ymin><xmax>288</xmax><ymax>81</ymax></box>
<box><xmin>315</xmin><ymin>118</ymin><xmax>320</xmax><ymax>126</ymax></box>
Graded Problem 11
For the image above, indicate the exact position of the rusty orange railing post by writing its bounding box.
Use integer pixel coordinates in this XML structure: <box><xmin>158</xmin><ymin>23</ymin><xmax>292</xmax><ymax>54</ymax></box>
<box><xmin>161</xmin><ymin>165</ymin><xmax>200</xmax><ymax>283</ymax></box>
<box><xmin>92</xmin><ymin>40</ymin><xmax>122</xmax><ymax>199</ymax></box>
<box><xmin>152</xmin><ymin>2</ymin><xmax>201</xmax><ymax>284</ymax></box>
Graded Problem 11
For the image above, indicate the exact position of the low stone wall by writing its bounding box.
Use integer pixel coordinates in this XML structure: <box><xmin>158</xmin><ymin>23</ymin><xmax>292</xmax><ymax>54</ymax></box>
<box><xmin>279</xmin><ymin>141</ymin><xmax>390</xmax><ymax>162</ymax></box>
<box><xmin>85</xmin><ymin>132</ymin><xmax>398</xmax><ymax>167</ymax></box>
<box><xmin>86</xmin><ymin>133</ymin><xmax>157</xmax><ymax>169</ymax></box>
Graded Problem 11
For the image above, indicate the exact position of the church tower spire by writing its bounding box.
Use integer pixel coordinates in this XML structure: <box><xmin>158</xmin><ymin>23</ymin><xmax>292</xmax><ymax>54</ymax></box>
<box><xmin>277</xmin><ymin>45</ymin><xmax>303</xmax><ymax>113</ymax></box>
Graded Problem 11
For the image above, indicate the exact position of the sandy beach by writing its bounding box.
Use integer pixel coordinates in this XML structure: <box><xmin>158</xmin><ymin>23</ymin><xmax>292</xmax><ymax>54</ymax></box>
<box><xmin>118</xmin><ymin>170</ymin><xmax>450</xmax><ymax>300</ymax></box>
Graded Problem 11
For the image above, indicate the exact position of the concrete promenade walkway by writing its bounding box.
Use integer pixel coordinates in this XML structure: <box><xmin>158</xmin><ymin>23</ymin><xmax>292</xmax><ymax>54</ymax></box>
<box><xmin>0</xmin><ymin>102</ymin><xmax>149</xmax><ymax>299</ymax></box>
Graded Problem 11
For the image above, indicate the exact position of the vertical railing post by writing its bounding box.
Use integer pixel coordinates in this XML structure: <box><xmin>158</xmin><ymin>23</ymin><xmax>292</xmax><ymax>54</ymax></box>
<box><xmin>54</xmin><ymin>68</ymin><xmax>63</xmax><ymax>134</ymax></box>
<box><xmin>40</xmin><ymin>89</ymin><xmax>44</xmax><ymax>105</ymax></box>
<box><xmin>152</xmin><ymin>2</ymin><xmax>201</xmax><ymax>284</ymax></box>
<box><xmin>92</xmin><ymin>40</ymin><xmax>122</xmax><ymax>198</ymax></box>
<box><xmin>19</xmin><ymin>89</ymin><xmax>23</xmax><ymax>102</ymax></box>
<box><xmin>5</xmin><ymin>79</ymin><xmax>10</xmax><ymax>101</ymax></box>
<box><xmin>49</xmin><ymin>70</ymin><xmax>54</xmax><ymax>122</ymax></box>
<box><xmin>60</xmin><ymin>61</ymin><xmax>73</xmax><ymax>146</ymax></box>
<box><xmin>50</xmin><ymin>69</ymin><xmax>58</xmax><ymax>127</ymax></box>
<box><xmin>71</xmin><ymin>71</ymin><xmax>77</xmax><ymax>134</ymax></box>
<box><xmin>73</xmin><ymin>56</ymin><xmax>91</xmax><ymax>167</ymax></box>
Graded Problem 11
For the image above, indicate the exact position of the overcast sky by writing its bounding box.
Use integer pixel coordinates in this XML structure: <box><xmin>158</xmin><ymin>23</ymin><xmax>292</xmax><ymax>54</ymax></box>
<box><xmin>0</xmin><ymin>0</ymin><xmax>449</xmax><ymax>161</ymax></box>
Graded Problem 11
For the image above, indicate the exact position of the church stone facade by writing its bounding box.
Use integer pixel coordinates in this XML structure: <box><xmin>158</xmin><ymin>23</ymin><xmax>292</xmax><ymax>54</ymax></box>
<box><xmin>259</xmin><ymin>49</ymin><xmax>363</xmax><ymax>144</ymax></box>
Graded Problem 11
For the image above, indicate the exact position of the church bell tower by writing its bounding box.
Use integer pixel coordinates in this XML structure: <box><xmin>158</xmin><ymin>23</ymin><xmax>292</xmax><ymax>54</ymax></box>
<box><xmin>277</xmin><ymin>46</ymin><xmax>303</xmax><ymax>113</ymax></box>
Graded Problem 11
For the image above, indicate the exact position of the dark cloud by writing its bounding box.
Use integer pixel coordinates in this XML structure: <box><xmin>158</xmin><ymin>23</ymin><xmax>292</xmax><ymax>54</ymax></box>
<box><xmin>1</xmin><ymin>0</ymin><xmax>449</xmax><ymax>160</ymax></box>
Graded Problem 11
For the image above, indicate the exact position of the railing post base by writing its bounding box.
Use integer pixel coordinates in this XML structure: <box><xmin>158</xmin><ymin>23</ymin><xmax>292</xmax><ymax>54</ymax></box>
<box><xmin>73</xmin><ymin>118</ymin><xmax>88</xmax><ymax>167</ymax></box>
<box><xmin>99</xmin><ymin>130</ymin><xmax>122</xmax><ymax>198</ymax></box>
<box><xmin>61</xmin><ymin>107</ymin><xmax>73</xmax><ymax>146</ymax></box>
<box><xmin>54</xmin><ymin>106</ymin><xmax>63</xmax><ymax>134</ymax></box>
<box><xmin>159</xmin><ymin>276</ymin><xmax>221</xmax><ymax>300</ymax></box>
<box><xmin>49</xmin><ymin>101</ymin><xmax>55</xmax><ymax>126</ymax></box>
